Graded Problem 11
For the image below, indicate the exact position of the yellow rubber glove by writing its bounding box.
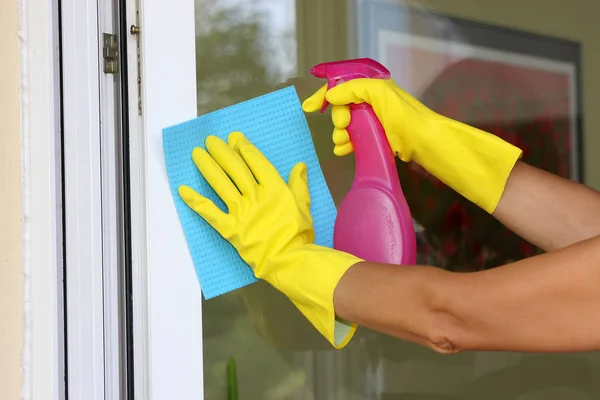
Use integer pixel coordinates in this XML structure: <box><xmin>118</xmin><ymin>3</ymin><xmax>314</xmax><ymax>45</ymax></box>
<box><xmin>178</xmin><ymin>132</ymin><xmax>362</xmax><ymax>349</ymax></box>
<box><xmin>302</xmin><ymin>79</ymin><xmax>523</xmax><ymax>214</ymax></box>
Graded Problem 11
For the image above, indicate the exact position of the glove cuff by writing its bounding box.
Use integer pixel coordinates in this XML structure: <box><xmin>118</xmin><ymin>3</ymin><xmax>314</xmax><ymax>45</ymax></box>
<box><xmin>264</xmin><ymin>244</ymin><xmax>363</xmax><ymax>349</ymax></box>
<box><xmin>415</xmin><ymin>117</ymin><xmax>523</xmax><ymax>214</ymax></box>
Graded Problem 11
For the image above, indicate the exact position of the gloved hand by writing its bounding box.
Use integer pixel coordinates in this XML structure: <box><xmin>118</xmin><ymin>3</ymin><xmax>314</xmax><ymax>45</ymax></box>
<box><xmin>178</xmin><ymin>132</ymin><xmax>362</xmax><ymax>349</ymax></box>
<box><xmin>302</xmin><ymin>79</ymin><xmax>523</xmax><ymax>214</ymax></box>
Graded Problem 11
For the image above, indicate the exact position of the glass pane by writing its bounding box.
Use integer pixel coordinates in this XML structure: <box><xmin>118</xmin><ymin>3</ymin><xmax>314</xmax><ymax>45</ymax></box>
<box><xmin>194</xmin><ymin>0</ymin><xmax>595</xmax><ymax>398</ymax></box>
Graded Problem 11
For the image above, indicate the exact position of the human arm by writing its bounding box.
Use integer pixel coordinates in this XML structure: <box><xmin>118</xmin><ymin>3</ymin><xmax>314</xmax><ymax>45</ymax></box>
<box><xmin>334</xmin><ymin>233</ymin><xmax>600</xmax><ymax>354</ymax></box>
<box><xmin>306</xmin><ymin>77</ymin><xmax>600</xmax><ymax>352</ymax></box>
<box><xmin>178</xmin><ymin>133</ymin><xmax>600</xmax><ymax>354</ymax></box>
<box><xmin>493</xmin><ymin>161</ymin><xmax>600</xmax><ymax>251</ymax></box>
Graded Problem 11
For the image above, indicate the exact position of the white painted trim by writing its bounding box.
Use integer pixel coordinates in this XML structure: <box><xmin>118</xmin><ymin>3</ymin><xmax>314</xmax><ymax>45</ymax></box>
<box><xmin>130</xmin><ymin>0</ymin><xmax>204</xmax><ymax>398</ymax></box>
<box><xmin>18</xmin><ymin>0</ymin><xmax>65</xmax><ymax>398</ymax></box>
<box><xmin>61</xmin><ymin>0</ymin><xmax>106</xmax><ymax>397</ymax></box>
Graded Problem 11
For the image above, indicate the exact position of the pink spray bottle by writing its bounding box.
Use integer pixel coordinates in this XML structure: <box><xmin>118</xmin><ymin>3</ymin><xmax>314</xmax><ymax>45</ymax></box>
<box><xmin>310</xmin><ymin>58</ymin><xmax>417</xmax><ymax>265</ymax></box>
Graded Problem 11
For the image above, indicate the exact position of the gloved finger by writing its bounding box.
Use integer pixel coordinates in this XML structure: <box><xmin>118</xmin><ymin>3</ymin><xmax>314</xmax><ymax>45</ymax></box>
<box><xmin>287</xmin><ymin>162</ymin><xmax>311</xmax><ymax>219</ymax></box>
<box><xmin>332</xmin><ymin>127</ymin><xmax>350</xmax><ymax>146</ymax></box>
<box><xmin>334</xmin><ymin>142</ymin><xmax>354</xmax><ymax>157</ymax></box>
<box><xmin>301</xmin><ymin>84</ymin><xmax>327</xmax><ymax>113</ymax></box>
<box><xmin>331</xmin><ymin>105</ymin><xmax>350</xmax><ymax>129</ymax></box>
<box><xmin>324</xmin><ymin>78</ymin><xmax>374</xmax><ymax>106</ymax></box>
<box><xmin>205</xmin><ymin>135</ymin><xmax>257</xmax><ymax>196</ymax></box>
<box><xmin>191</xmin><ymin>147</ymin><xmax>240</xmax><ymax>208</ymax></box>
<box><xmin>228</xmin><ymin>131</ymin><xmax>281</xmax><ymax>186</ymax></box>
<box><xmin>178</xmin><ymin>185</ymin><xmax>230</xmax><ymax>232</ymax></box>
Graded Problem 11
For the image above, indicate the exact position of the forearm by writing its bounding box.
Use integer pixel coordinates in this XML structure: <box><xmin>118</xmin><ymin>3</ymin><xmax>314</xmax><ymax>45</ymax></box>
<box><xmin>493</xmin><ymin>161</ymin><xmax>600</xmax><ymax>251</ymax></box>
<box><xmin>444</xmin><ymin>239</ymin><xmax>600</xmax><ymax>353</ymax></box>
<box><xmin>334</xmin><ymin>235</ymin><xmax>600</xmax><ymax>353</ymax></box>
<box><xmin>333</xmin><ymin>261</ymin><xmax>461</xmax><ymax>353</ymax></box>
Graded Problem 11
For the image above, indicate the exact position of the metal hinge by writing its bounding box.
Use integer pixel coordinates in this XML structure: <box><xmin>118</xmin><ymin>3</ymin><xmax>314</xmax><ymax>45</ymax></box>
<box><xmin>103</xmin><ymin>33</ymin><xmax>119</xmax><ymax>74</ymax></box>
<box><xmin>130</xmin><ymin>15</ymin><xmax>142</xmax><ymax>115</ymax></box>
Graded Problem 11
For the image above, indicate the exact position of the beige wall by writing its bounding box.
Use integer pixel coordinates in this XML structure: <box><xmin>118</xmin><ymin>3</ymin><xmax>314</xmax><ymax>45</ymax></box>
<box><xmin>0</xmin><ymin>0</ymin><xmax>23</xmax><ymax>398</ymax></box>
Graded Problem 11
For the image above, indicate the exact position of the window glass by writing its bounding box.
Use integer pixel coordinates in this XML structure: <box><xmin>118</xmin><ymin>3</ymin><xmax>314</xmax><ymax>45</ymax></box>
<box><xmin>195</xmin><ymin>0</ymin><xmax>594</xmax><ymax>398</ymax></box>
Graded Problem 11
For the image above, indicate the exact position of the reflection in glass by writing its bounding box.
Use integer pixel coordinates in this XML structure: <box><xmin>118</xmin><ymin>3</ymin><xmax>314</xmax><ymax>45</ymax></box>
<box><xmin>194</xmin><ymin>0</ymin><xmax>598</xmax><ymax>399</ymax></box>
<box><xmin>194</xmin><ymin>0</ymin><xmax>296</xmax><ymax>115</ymax></box>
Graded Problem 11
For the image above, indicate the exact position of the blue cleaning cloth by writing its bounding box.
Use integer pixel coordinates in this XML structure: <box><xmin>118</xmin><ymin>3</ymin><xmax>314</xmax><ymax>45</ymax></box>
<box><xmin>162</xmin><ymin>86</ymin><xmax>337</xmax><ymax>299</ymax></box>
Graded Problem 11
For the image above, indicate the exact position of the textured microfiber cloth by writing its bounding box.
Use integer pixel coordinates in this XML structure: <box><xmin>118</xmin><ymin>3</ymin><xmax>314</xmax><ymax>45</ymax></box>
<box><xmin>162</xmin><ymin>86</ymin><xmax>337</xmax><ymax>299</ymax></box>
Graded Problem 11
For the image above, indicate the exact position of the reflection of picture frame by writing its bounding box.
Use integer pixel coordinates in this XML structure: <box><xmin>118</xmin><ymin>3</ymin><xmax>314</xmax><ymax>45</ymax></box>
<box><xmin>351</xmin><ymin>0</ymin><xmax>583</xmax><ymax>270</ymax></box>
<box><xmin>353</xmin><ymin>0</ymin><xmax>583</xmax><ymax>180</ymax></box>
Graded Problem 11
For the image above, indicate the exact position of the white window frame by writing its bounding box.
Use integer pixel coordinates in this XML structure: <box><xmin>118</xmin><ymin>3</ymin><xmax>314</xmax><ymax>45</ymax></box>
<box><xmin>61</xmin><ymin>0</ymin><xmax>106</xmax><ymax>395</ymax></box>
<box><xmin>22</xmin><ymin>0</ymin><xmax>128</xmax><ymax>397</ymax></box>
<box><xmin>61</xmin><ymin>0</ymin><xmax>130</xmax><ymax>397</ymax></box>
<box><xmin>20</xmin><ymin>0</ymin><xmax>64</xmax><ymax>398</ymax></box>
<box><xmin>126</xmin><ymin>0</ymin><xmax>204</xmax><ymax>398</ymax></box>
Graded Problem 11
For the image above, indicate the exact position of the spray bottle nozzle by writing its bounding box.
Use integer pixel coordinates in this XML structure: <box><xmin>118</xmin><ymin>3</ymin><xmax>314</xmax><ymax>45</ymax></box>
<box><xmin>309</xmin><ymin>58</ymin><xmax>391</xmax><ymax>113</ymax></box>
<box><xmin>309</xmin><ymin>64</ymin><xmax>328</xmax><ymax>78</ymax></box>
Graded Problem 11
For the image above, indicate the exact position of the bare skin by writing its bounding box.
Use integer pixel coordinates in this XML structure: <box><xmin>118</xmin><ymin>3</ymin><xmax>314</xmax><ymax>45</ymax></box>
<box><xmin>333</xmin><ymin>161</ymin><xmax>600</xmax><ymax>354</ymax></box>
<box><xmin>494</xmin><ymin>162</ymin><xmax>600</xmax><ymax>251</ymax></box>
